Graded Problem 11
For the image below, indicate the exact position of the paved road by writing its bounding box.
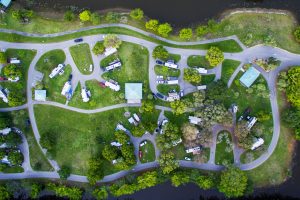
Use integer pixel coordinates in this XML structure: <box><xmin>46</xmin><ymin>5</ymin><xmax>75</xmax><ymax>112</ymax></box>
<box><xmin>0</xmin><ymin>25</ymin><xmax>299</xmax><ymax>181</ymax></box>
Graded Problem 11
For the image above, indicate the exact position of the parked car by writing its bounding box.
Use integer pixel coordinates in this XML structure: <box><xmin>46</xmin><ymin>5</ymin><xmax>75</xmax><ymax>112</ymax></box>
<box><xmin>156</xmin><ymin>79</ymin><xmax>165</xmax><ymax>84</ymax></box>
<box><xmin>179</xmin><ymin>90</ymin><xmax>184</xmax><ymax>97</ymax></box>
<box><xmin>156</xmin><ymin>75</ymin><xmax>163</xmax><ymax>79</ymax></box>
<box><xmin>156</xmin><ymin>93</ymin><xmax>165</xmax><ymax>99</ymax></box>
<box><xmin>68</xmin><ymin>74</ymin><xmax>73</xmax><ymax>81</ymax></box>
<box><xmin>74</xmin><ymin>38</ymin><xmax>83</xmax><ymax>43</ymax></box>
<box><xmin>184</xmin><ymin>157</ymin><xmax>192</xmax><ymax>161</ymax></box>
<box><xmin>156</xmin><ymin>60</ymin><xmax>164</xmax><ymax>65</ymax></box>
<box><xmin>140</xmin><ymin>141</ymin><xmax>147</xmax><ymax>147</ymax></box>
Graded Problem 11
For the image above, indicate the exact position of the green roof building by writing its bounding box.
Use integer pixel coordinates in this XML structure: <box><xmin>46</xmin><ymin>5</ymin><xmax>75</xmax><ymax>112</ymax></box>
<box><xmin>125</xmin><ymin>83</ymin><xmax>142</xmax><ymax>103</ymax></box>
<box><xmin>239</xmin><ymin>67</ymin><xmax>260</xmax><ymax>88</ymax></box>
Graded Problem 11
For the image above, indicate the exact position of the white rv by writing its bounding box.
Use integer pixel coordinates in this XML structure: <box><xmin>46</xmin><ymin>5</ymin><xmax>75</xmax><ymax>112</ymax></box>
<box><xmin>49</xmin><ymin>64</ymin><xmax>65</xmax><ymax>78</ymax></box>
<box><xmin>104</xmin><ymin>80</ymin><xmax>120</xmax><ymax>91</ymax></box>
<box><xmin>164</xmin><ymin>60</ymin><xmax>178</xmax><ymax>69</ymax></box>
<box><xmin>196</xmin><ymin>67</ymin><xmax>208</xmax><ymax>74</ymax></box>
<box><xmin>61</xmin><ymin>81</ymin><xmax>72</xmax><ymax>96</ymax></box>
<box><xmin>105</xmin><ymin>61</ymin><xmax>121</xmax><ymax>71</ymax></box>
<box><xmin>81</xmin><ymin>88</ymin><xmax>90</xmax><ymax>102</ymax></box>
<box><xmin>104</xmin><ymin>47</ymin><xmax>117</xmax><ymax>57</ymax></box>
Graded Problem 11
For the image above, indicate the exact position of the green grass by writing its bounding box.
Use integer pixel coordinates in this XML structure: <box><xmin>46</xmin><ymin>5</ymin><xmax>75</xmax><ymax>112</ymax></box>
<box><xmin>221</xmin><ymin>59</ymin><xmax>241</xmax><ymax>84</ymax></box>
<box><xmin>187</xmin><ymin>55</ymin><xmax>211</xmax><ymax>68</ymax></box>
<box><xmin>34</xmin><ymin>104</ymin><xmax>142</xmax><ymax>175</ymax></box>
<box><xmin>8</xmin><ymin>110</ymin><xmax>53</xmax><ymax>171</ymax></box>
<box><xmin>35</xmin><ymin>50</ymin><xmax>71</xmax><ymax>104</ymax></box>
<box><xmin>0</xmin><ymin>49</ymin><xmax>36</xmax><ymax>108</ymax></box>
<box><xmin>139</xmin><ymin>141</ymin><xmax>156</xmax><ymax>163</ymax></box>
<box><xmin>201</xmin><ymin>74</ymin><xmax>216</xmax><ymax>85</ymax></box>
<box><xmin>154</xmin><ymin>65</ymin><xmax>180</xmax><ymax>78</ymax></box>
<box><xmin>69</xmin><ymin>43</ymin><xmax>93</xmax><ymax>75</ymax></box>
<box><xmin>245</xmin><ymin>91</ymin><xmax>295</xmax><ymax>186</ymax></box>
<box><xmin>2</xmin><ymin>166</ymin><xmax>24</xmax><ymax>173</ymax></box>
<box><xmin>168</xmin><ymin>54</ymin><xmax>181</xmax><ymax>63</ymax></box>
<box><xmin>157</xmin><ymin>84</ymin><xmax>180</xmax><ymax>95</ymax></box>
<box><xmin>215</xmin><ymin>131</ymin><xmax>234</xmax><ymax>166</ymax></box>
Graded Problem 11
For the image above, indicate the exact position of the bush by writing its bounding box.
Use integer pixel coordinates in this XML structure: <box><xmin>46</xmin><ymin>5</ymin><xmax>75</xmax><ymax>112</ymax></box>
<box><xmin>92</xmin><ymin>42</ymin><xmax>105</xmax><ymax>55</ymax></box>
<box><xmin>205</xmin><ymin>47</ymin><xmax>224</xmax><ymax>67</ymax></box>
<box><xmin>7</xmin><ymin>151</ymin><xmax>23</xmax><ymax>166</ymax></box>
<box><xmin>294</xmin><ymin>27</ymin><xmax>300</xmax><ymax>42</ymax></box>
<box><xmin>93</xmin><ymin>187</ymin><xmax>108</xmax><ymax>200</ymax></box>
<box><xmin>64</xmin><ymin>10</ymin><xmax>76</xmax><ymax>21</ymax></box>
<box><xmin>183</xmin><ymin>68</ymin><xmax>201</xmax><ymax>84</ymax></box>
<box><xmin>196</xmin><ymin>25</ymin><xmax>209</xmax><ymax>37</ymax></box>
<box><xmin>152</xmin><ymin>45</ymin><xmax>169</xmax><ymax>60</ymax></box>
<box><xmin>145</xmin><ymin>19</ymin><xmax>159</xmax><ymax>32</ymax></box>
<box><xmin>91</xmin><ymin>12</ymin><xmax>101</xmax><ymax>25</ymax></box>
<box><xmin>79</xmin><ymin>10</ymin><xmax>91</xmax><ymax>22</ymax></box>
<box><xmin>130</xmin><ymin>8</ymin><xmax>144</xmax><ymax>20</ymax></box>
<box><xmin>179</xmin><ymin>28</ymin><xmax>193</xmax><ymax>40</ymax></box>
<box><xmin>103</xmin><ymin>34</ymin><xmax>122</xmax><ymax>49</ymax></box>
<box><xmin>105</xmin><ymin>12</ymin><xmax>120</xmax><ymax>22</ymax></box>
<box><xmin>157</xmin><ymin>23</ymin><xmax>173</xmax><ymax>37</ymax></box>
<box><xmin>58</xmin><ymin>165</ymin><xmax>71</xmax><ymax>179</ymax></box>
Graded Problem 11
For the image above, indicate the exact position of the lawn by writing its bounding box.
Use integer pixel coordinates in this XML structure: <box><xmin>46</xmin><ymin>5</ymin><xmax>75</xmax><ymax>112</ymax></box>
<box><xmin>154</xmin><ymin>65</ymin><xmax>180</xmax><ymax>78</ymax></box>
<box><xmin>139</xmin><ymin>141</ymin><xmax>156</xmax><ymax>163</ymax></box>
<box><xmin>245</xmin><ymin>91</ymin><xmax>296</xmax><ymax>186</ymax></box>
<box><xmin>201</xmin><ymin>74</ymin><xmax>216</xmax><ymax>85</ymax></box>
<box><xmin>157</xmin><ymin>84</ymin><xmax>180</xmax><ymax>95</ymax></box>
<box><xmin>221</xmin><ymin>59</ymin><xmax>241</xmax><ymax>84</ymax></box>
<box><xmin>187</xmin><ymin>55</ymin><xmax>211</xmax><ymax>68</ymax></box>
<box><xmin>1</xmin><ymin>110</ymin><xmax>53</xmax><ymax>171</ymax></box>
<box><xmin>35</xmin><ymin>50</ymin><xmax>71</xmax><ymax>104</ymax></box>
<box><xmin>69</xmin><ymin>43</ymin><xmax>93</xmax><ymax>75</ymax></box>
<box><xmin>168</xmin><ymin>54</ymin><xmax>181</xmax><ymax>63</ymax></box>
<box><xmin>34</xmin><ymin>104</ymin><xmax>142</xmax><ymax>175</ymax></box>
<box><xmin>0</xmin><ymin>49</ymin><xmax>36</xmax><ymax>108</ymax></box>
<box><xmin>215</xmin><ymin>131</ymin><xmax>234</xmax><ymax>166</ymax></box>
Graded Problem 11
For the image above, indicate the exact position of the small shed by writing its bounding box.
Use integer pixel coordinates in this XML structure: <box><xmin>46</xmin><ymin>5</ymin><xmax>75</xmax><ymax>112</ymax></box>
<box><xmin>34</xmin><ymin>90</ymin><xmax>46</xmax><ymax>101</ymax></box>
<box><xmin>239</xmin><ymin>67</ymin><xmax>260</xmax><ymax>88</ymax></box>
<box><xmin>125</xmin><ymin>83</ymin><xmax>143</xmax><ymax>103</ymax></box>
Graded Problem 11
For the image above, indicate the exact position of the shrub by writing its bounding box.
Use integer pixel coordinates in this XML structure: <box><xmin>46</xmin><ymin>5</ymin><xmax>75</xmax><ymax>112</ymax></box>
<box><xmin>145</xmin><ymin>19</ymin><xmax>159</xmax><ymax>31</ymax></box>
<box><xmin>196</xmin><ymin>25</ymin><xmax>209</xmax><ymax>37</ymax></box>
<box><xmin>79</xmin><ymin>10</ymin><xmax>91</xmax><ymax>22</ymax></box>
<box><xmin>179</xmin><ymin>28</ymin><xmax>193</xmax><ymax>40</ymax></box>
<box><xmin>157</xmin><ymin>23</ymin><xmax>172</xmax><ymax>37</ymax></box>
<box><xmin>92</xmin><ymin>42</ymin><xmax>105</xmax><ymax>55</ymax></box>
<box><xmin>103</xmin><ymin>34</ymin><xmax>122</xmax><ymax>49</ymax></box>
<box><xmin>64</xmin><ymin>10</ymin><xmax>75</xmax><ymax>21</ymax></box>
<box><xmin>152</xmin><ymin>45</ymin><xmax>169</xmax><ymax>60</ymax></box>
<box><xmin>205</xmin><ymin>47</ymin><xmax>224</xmax><ymax>67</ymax></box>
<box><xmin>91</xmin><ymin>12</ymin><xmax>101</xmax><ymax>25</ymax></box>
<box><xmin>130</xmin><ymin>8</ymin><xmax>144</xmax><ymax>20</ymax></box>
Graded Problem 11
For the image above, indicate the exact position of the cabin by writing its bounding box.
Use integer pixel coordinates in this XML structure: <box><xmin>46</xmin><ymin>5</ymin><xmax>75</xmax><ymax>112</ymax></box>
<box><xmin>251</xmin><ymin>138</ymin><xmax>264</xmax><ymax>150</ymax></box>
<box><xmin>49</xmin><ymin>64</ymin><xmax>65</xmax><ymax>79</ymax></box>
<box><xmin>105</xmin><ymin>60</ymin><xmax>121</xmax><ymax>71</ymax></box>
<box><xmin>105</xmin><ymin>80</ymin><xmax>120</xmax><ymax>91</ymax></box>
<box><xmin>164</xmin><ymin>60</ymin><xmax>178</xmax><ymax>69</ymax></box>
<box><xmin>34</xmin><ymin>90</ymin><xmax>46</xmax><ymax>101</ymax></box>
<box><xmin>125</xmin><ymin>83</ymin><xmax>143</xmax><ymax>103</ymax></box>
<box><xmin>188</xmin><ymin>116</ymin><xmax>202</xmax><ymax>125</ymax></box>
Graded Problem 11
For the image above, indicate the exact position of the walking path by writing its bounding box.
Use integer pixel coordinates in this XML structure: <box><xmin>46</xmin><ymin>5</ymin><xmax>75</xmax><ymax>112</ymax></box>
<box><xmin>0</xmin><ymin>24</ymin><xmax>299</xmax><ymax>182</ymax></box>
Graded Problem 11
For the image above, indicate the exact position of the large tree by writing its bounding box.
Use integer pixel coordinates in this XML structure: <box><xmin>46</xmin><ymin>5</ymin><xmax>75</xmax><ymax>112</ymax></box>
<box><xmin>218</xmin><ymin>167</ymin><xmax>248</xmax><ymax>198</ymax></box>
<box><xmin>158</xmin><ymin>152</ymin><xmax>179</xmax><ymax>174</ymax></box>
<box><xmin>145</xmin><ymin>19</ymin><xmax>159</xmax><ymax>32</ymax></box>
<box><xmin>103</xmin><ymin>34</ymin><xmax>122</xmax><ymax>49</ymax></box>
<box><xmin>87</xmin><ymin>157</ymin><xmax>104</xmax><ymax>185</ymax></box>
<box><xmin>183</xmin><ymin>68</ymin><xmax>201</xmax><ymax>84</ymax></box>
<box><xmin>152</xmin><ymin>45</ymin><xmax>169</xmax><ymax>60</ymax></box>
<box><xmin>137</xmin><ymin>171</ymin><xmax>158</xmax><ymax>189</ymax></box>
<box><xmin>91</xmin><ymin>12</ymin><xmax>101</xmax><ymax>25</ymax></box>
<box><xmin>195</xmin><ymin>175</ymin><xmax>214</xmax><ymax>190</ymax></box>
<box><xmin>58</xmin><ymin>165</ymin><xmax>71</xmax><ymax>179</ymax></box>
<box><xmin>92</xmin><ymin>42</ymin><xmax>105</xmax><ymax>55</ymax></box>
<box><xmin>8</xmin><ymin>93</ymin><xmax>23</xmax><ymax>107</ymax></box>
<box><xmin>79</xmin><ymin>10</ymin><xmax>91</xmax><ymax>22</ymax></box>
<box><xmin>102</xmin><ymin>145</ymin><xmax>118</xmax><ymax>161</ymax></box>
<box><xmin>130</xmin><ymin>8</ymin><xmax>144</xmax><ymax>20</ymax></box>
<box><xmin>286</xmin><ymin>67</ymin><xmax>300</xmax><ymax>108</ymax></box>
<box><xmin>156</xmin><ymin>122</ymin><xmax>181</xmax><ymax>150</ymax></box>
<box><xmin>170</xmin><ymin>100</ymin><xmax>187</xmax><ymax>115</ymax></box>
<box><xmin>157</xmin><ymin>23</ymin><xmax>172</xmax><ymax>37</ymax></box>
<box><xmin>205</xmin><ymin>47</ymin><xmax>224</xmax><ymax>67</ymax></box>
<box><xmin>92</xmin><ymin>187</ymin><xmax>108</xmax><ymax>200</ymax></box>
<box><xmin>0</xmin><ymin>185</ymin><xmax>10</xmax><ymax>200</ymax></box>
<box><xmin>171</xmin><ymin>171</ymin><xmax>190</xmax><ymax>187</ymax></box>
<box><xmin>5</xmin><ymin>132</ymin><xmax>22</xmax><ymax>147</ymax></box>
<box><xmin>114</xmin><ymin>131</ymin><xmax>130</xmax><ymax>145</ymax></box>
<box><xmin>3</xmin><ymin>64</ymin><xmax>22</xmax><ymax>79</ymax></box>
<box><xmin>140</xmin><ymin>101</ymin><xmax>154</xmax><ymax>113</ymax></box>
<box><xmin>179</xmin><ymin>28</ymin><xmax>193</xmax><ymax>40</ymax></box>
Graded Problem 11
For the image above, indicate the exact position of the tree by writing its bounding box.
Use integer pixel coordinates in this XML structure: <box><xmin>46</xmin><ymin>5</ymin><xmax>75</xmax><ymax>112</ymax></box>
<box><xmin>5</xmin><ymin>132</ymin><xmax>22</xmax><ymax>147</ymax></box>
<box><xmin>64</xmin><ymin>10</ymin><xmax>75</xmax><ymax>21</ymax></box>
<box><xmin>0</xmin><ymin>52</ymin><xmax>6</xmax><ymax>64</ymax></box>
<box><xmin>183</xmin><ymin>68</ymin><xmax>201</xmax><ymax>84</ymax></box>
<box><xmin>218</xmin><ymin>167</ymin><xmax>248</xmax><ymax>198</ymax></box>
<box><xmin>195</xmin><ymin>175</ymin><xmax>214</xmax><ymax>190</ymax></box>
<box><xmin>92</xmin><ymin>42</ymin><xmax>105</xmax><ymax>55</ymax></box>
<box><xmin>87</xmin><ymin>157</ymin><xmax>104</xmax><ymax>185</ymax></box>
<box><xmin>157</xmin><ymin>23</ymin><xmax>172</xmax><ymax>37</ymax></box>
<box><xmin>170</xmin><ymin>100</ymin><xmax>187</xmax><ymax>115</ymax></box>
<box><xmin>235</xmin><ymin>121</ymin><xmax>253</xmax><ymax>149</ymax></box>
<box><xmin>114</xmin><ymin>130</ymin><xmax>130</xmax><ymax>145</ymax></box>
<box><xmin>182</xmin><ymin>123</ymin><xmax>199</xmax><ymax>142</ymax></box>
<box><xmin>93</xmin><ymin>187</ymin><xmax>108</xmax><ymax>200</ymax></box>
<box><xmin>3</xmin><ymin>64</ymin><xmax>22</xmax><ymax>79</ymax></box>
<box><xmin>7</xmin><ymin>151</ymin><xmax>23</xmax><ymax>166</ymax></box>
<box><xmin>179</xmin><ymin>28</ymin><xmax>193</xmax><ymax>40</ymax></box>
<box><xmin>47</xmin><ymin>183</ymin><xmax>82</xmax><ymax>200</ymax></box>
<box><xmin>140</xmin><ymin>101</ymin><xmax>154</xmax><ymax>113</ymax></box>
<box><xmin>102</xmin><ymin>145</ymin><xmax>118</xmax><ymax>161</ymax></box>
<box><xmin>58</xmin><ymin>165</ymin><xmax>71</xmax><ymax>179</ymax></box>
<box><xmin>103</xmin><ymin>34</ymin><xmax>122</xmax><ymax>49</ymax></box>
<box><xmin>0</xmin><ymin>185</ymin><xmax>10</xmax><ymax>200</ymax></box>
<box><xmin>145</xmin><ymin>19</ymin><xmax>159</xmax><ymax>31</ymax></box>
<box><xmin>158</xmin><ymin>152</ymin><xmax>179</xmax><ymax>174</ymax></box>
<box><xmin>156</xmin><ymin>122</ymin><xmax>181</xmax><ymax>150</ymax></box>
<box><xmin>109</xmin><ymin>183</ymin><xmax>138</xmax><ymax>197</ymax></box>
<box><xmin>30</xmin><ymin>183</ymin><xmax>42</xmax><ymax>199</ymax></box>
<box><xmin>0</xmin><ymin>150</ymin><xmax>5</xmax><ymax>160</ymax></box>
<box><xmin>137</xmin><ymin>171</ymin><xmax>158</xmax><ymax>189</ymax></box>
<box><xmin>205</xmin><ymin>47</ymin><xmax>224</xmax><ymax>67</ymax></box>
<box><xmin>79</xmin><ymin>10</ymin><xmax>91</xmax><ymax>22</ymax></box>
<box><xmin>105</xmin><ymin>12</ymin><xmax>120</xmax><ymax>22</ymax></box>
<box><xmin>286</xmin><ymin>67</ymin><xmax>300</xmax><ymax>108</ymax></box>
<box><xmin>8</xmin><ymin>93</ymin><xmax>23</xmax><ymax>107</ymax></box>
<box><xmin>294</xmin><ymin>26</ymin><xmax>300</xmax><ymax>42</ymax></box>
<box><xmin>0</xmin><ymin>116</ymin><xmax>10</xmax><ymax>128</ymax></box>
<box><xmin>196</xmin><ymin>25</ymin><xmax>209</xmax><ymax>37</ymax></box>
<box><xmin>130</xmin><ymin>8</ymin><xmax>144</xmax><ymax>20</ymax></box>
<box><xmin>131</xmin><ymin>125</ymin><xmax>145</xmax><ymax>137</ymax></box>
<box><xmin>152</xmin><ymin>45</ymin><xmax>169</xmax><ymax>60</ymax></box>
<box><xmin>121</xmin><ymin>144</ymin><xmax>136</xmax><ymax>165</ymax></box>
<box><xmin>171</xmin><ymin>171</ymin><xmax>190</xmax><ymax>187</ymax></box>
<box><xmin>91</xmin><ymin>12</ymin><xmax>101</xmax><ymax>25</ymax></box>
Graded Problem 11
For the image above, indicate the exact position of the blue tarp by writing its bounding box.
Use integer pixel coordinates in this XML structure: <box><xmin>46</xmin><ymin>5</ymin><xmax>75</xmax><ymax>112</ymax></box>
<box><xmin>0</xmin><ymin>0</ymin><xmax>11</xmax><ymax>7</ymax></box>
<box><xmin>239</xmin><ymin>67</ymin><xmax>261</xmax><ymax>88</ymax></box>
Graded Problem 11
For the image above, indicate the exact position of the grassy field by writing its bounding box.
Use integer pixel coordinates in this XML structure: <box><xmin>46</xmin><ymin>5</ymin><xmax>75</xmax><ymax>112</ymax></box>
<box><xmin>221</xmin><ymin>59</ymin><xmax>241</xmax><ymax>84</ymax></box>
<box><xmin>139</xmin><ymin>141</ymin><xmax>156</xmax><ymax>163</ymax></box>
<box><xmin>35</xmin><ymin>50</ymin><xmax>71</xmax><ymax>104</ymax></box>
<box><xmin>6</xmin><ymin>110</ymin><xmax>53</xmax><ymax>171</ymax></box>
<box><xmin>245</xmin><ymin>91</ymin><xmax>295</xmax><ymax>186</ymax></box>
<box><xmin>69</xmin><ymin>43</ymin><xmax>93</xmax><ymax>75</ymax></box>
<box><xmin>187</xmin><ymin>55</ymin><xmax>211</xmax><ymax>68</ymax></box>
<box><xmin>157</xmin><ymin>84</ymin><xmax>180</xmax><ymax>95</ymax></box>
<box><xmin>201</xmin><ymin>74</ymin><xmax>216</xmax><ymax>85</ymax></box>
<box><xmin>215</xmin><ymin>131</ymin><xmax>234</xmax><ymax>166</ymax></box>
<box><xmin>34</xmin><ymin>105</ymin><xmax>146</xmax><ymax>175</ymax></box>
<box><xmin>0</xmin><ymin>49</ymin><xmax>36</xmax><ymax>108</ymax></box>
<box><xmin>168</xmin><ymin>54</ymin><xmax>181</xmax><ymax>63</ymax></box>
<box><xmin>154</xmin><ymin>65</ymin><xmax>180</xmax><ymax>78</ymax></box>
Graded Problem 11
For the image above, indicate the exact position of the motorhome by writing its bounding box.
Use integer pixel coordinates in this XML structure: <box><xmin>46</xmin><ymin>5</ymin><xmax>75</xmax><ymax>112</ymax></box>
<box><xmin>49</xmin><ymin>64</ymin><xmax>65</xmax><ymax>78</ymax></box>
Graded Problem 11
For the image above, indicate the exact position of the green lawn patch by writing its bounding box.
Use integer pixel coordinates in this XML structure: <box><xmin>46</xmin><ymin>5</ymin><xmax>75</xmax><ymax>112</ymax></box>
<box><xmin>168</xmin><ymin>54</ymin><xmax>181</xmax><ymax>63</ymax></box>
<box><xmin>2</xmin><ymin>166</ymin><xmax>24</xmax><ymax>173</ymax></box>
<box><xmin>34</xmin><ymin>104</ymin><xmax>142</xmax><ymax>175</ymax></box>
<box><xmin>69</xmin><ymin>43</ymin><xmax>93</xmax><ymax>75</ymax></box>
<box><xmin>201</xmin><ymin>74</ymin><xmax>216</xmax><ymax>85</ymax></box>
<box><xmin>0</xmin><ymin>49</ymin><xmax>36</xmax><ymax>108</ymax></box>
<box><xmin>154</xmin><ymin>65</ymin><xmax>180</xmax><ymax>78</ymax></box>
<box><xmin>221</xmin><ymin>59</ymin><xmax>241</xmax><ymax>84</ymax></box>
<box><xmin>187</xmin><ymin>55</ymin><xmax>210</xmax><ymax>68</ymax></box>
<box><xmin>157</xmin><ymin>84</ymin><xmax>180</xmax><ymax>95</ymax></box>
<box><xmin>139</xmin><ymin>141</ymin><xmax>156</xmax><ymax>163</ymax></box>
<box><xmin>215</xmin><ymin>131</ymin><xmax>234</xmax><ymax>166</ymax></box>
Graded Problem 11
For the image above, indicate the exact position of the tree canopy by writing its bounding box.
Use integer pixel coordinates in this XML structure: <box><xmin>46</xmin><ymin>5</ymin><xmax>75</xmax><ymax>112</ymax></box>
<box><xmin>145</xmin><ymin>19</ymin><xmax>159</xmax><ymax>32</ymax></box>
<box><xmin>152</xmin><ymin>45</ymin><xmax>169</xmax><ymax>60</ymax></box>
<box><xmin>3</xmin><ymin>64</ymin><xmax>22</xmax><ymax>79</ymax></box>
<box><xmin>286</xmin><ymin>67</ymin><xmax>300</xmax><ymax>108</ymax></box>
<box><xmin>64</xmin><ymin>10</ymin><xmax>75</xmax><ymax>21</ymax></box>
<box><xmin>92</xmin><ymin>42</ymin><xmax>105</xmax><ymax>55</ymax></box>
<box><xmin>79</xmin><ymin>10</ymin><xmax>91</xmax><ymax>22</ymax></box>
<box><xmin>158</xmin><ymin>152</ymin><xmax>179</xmax><ymax>174</ymax></box>
<box><xmin>103</xmin><ymin>34</ymin><xmax>122</xmax><ymax>49</ymax></box>
<box><xmin>93</xmin><ymin>187</ymin><xmax>108</xmax><ymax>200</ymax></box>
<box><xmin>179</xmin><ymin>28</ymin><xmax>193</xmax><ymax>40</ymax></box>
<box><xmin>170</xmin><ymin>100</ymin><xmax>187</xmax><ymax>115</ymax></box>
<box><xmin>58</xmin><ymin>165</ymin><xmax>71</xmax><ymax>179</ymax></box>
<box><xmin>183</xmin><ymin>68</ymin><xmax>201</xmax><ymax>84</ymax></box>
<box><xmin>0</xmin><ymin>52</ymin><xmax>6</xmax><ymax>64</ymax></box>
<box><xmin>157</xmin><ymin>23</ymin><xmax>173</xmax><ymax>37</ymax></box>
<box><xmin>205</xmin><ymin>47</ymin><xmax>224</xmax><ymax>67</ymax></box>
<box><xmin>130</xmin><ymin>8</ymin><xmax>144</xmax><ymax>20</ymax></box>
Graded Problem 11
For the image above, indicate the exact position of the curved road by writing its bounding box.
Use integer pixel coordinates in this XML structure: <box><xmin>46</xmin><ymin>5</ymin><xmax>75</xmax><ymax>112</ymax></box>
<box><xmin>0</xmin><ymin>25</ymin><xmax>299</xmax><ymax>182</ymax></box>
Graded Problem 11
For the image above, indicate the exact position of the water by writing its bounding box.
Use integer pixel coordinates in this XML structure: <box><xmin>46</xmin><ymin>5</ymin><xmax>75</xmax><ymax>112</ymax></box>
<box><xmin>18</xmin><ymin>0</ymin><xmax>300</xmax><ymax>26</ymax></box>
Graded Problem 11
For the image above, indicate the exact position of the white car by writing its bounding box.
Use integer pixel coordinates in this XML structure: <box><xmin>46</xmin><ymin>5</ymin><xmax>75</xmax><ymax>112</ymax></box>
<box><xmin>156</xmin><ymin>80</ymin><xmax>165</xmax><ymax>84</ymax></box>
<box><xmin>156</xmin><ymin>75</ymin><xmax>163</xmax><ymax>79</ymax></box>
<box><xmin>184</xmin><ymin>157</ymin><xmax>192</xmax><ymax>161</ymax></box>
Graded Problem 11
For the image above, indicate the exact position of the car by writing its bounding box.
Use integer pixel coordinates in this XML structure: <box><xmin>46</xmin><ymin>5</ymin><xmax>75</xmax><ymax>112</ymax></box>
<box><xmin>140</xmin><ymin>141</ymin><xmax>147</xmax><ymax>147</ymax></box>
<box><xmin>161</xmin><ymin>119</ymin><xmax>169</xmax><ymax>126</ymax></box>
<box><xmin>68</xmin><ymin>74</ymin><xmax>73</xmax><ymax>81</ymax></box>
<box><xmin>98</xmin><ymin>82</ymin><xmax>106</xmax><ymax>88</ymax></box>
<box><xmin>74</xmin><ymin>38</ymin><xmax>83</xmax><ymax>43</ymax></box>
<box><xmin>179</xmin><ymin>90</ymin><xmax>184</xmax><ymax>97</ymax></box>
<box><xmin>156</xmin><ymin>75</ymin><xmax>163</xmax><ymax>79</ymax></box>
<box><xmin>156</xmin><ymin>80</ymin><xmax>165</xmax><ymax>84</ymax></box>
<box><xmin>184</xmin><ymin>157</ymin><xmax>192</xmax><ymax>161</ymax></box>
<box><xmin>139</xmin><ymin>150</ymin><xmax>142</xmax><ymax>158</ymax></box>
<box><xmin>156</xmin><ymin>60</ymin><xmax>164</xmax><ymax>65</ymax></box>
<box><xmin>156</xmin><ymin>93</ymin><xmax>164</xmax><ymax>99</ymax></box>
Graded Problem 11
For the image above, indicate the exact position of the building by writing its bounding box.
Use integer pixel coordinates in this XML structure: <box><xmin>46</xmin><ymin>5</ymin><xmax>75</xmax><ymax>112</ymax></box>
<box><xmin>189</xmin><ymin>116</ymin><xmax>202</xmax><ymax>125</ymax></box>
<box><xmin>196</xmin><ymin>67</ymin><xmax>207</xmax><ymax>74</ymax></box>
<box><xmin>104</xmin><ymin>47</ymin><xmax>117</xmax><ymax>57</ymax></box>
<box><xmin>105</xmin><ymin>80</ymin><xmax>120</xmax><ymax>91</ymax></box>
<box><xmin>0</xmin><ymin>128</ymin><xmax>11</xmax><ymax>135</ymax></box>
<box><xmin>0</xmin><ymin>87</ymin><xmax>8</xmax><ymax>103</ymax></box>
<box><xmin>251</xmin><ymin>138</ymin><xmax>264</xmax><ymax>150</ymax></box>
<box><xmin>239</xmin><ymin>67</ymin><xmax>260</xmax><ymax>88</ymax></box>
<box><xmin>247</xmin><ymin>117</ymin><xmax>257</xmax><ymax>130</ymax></box>
<box><xmin>34</xmin><ymin>90</ymin><xmax>46</xmax><ymax>101</ymax></box>
<box><xmin>164</xmin><ymin>60</ymin><xmax>178</xmax><ymax>69</ymax></box>
<box><xmin>61</xmin><ymin>81</ymin><xmax>72</xmax><ymax>97</ymax></box>
<box><xmin>125</xmin><ymin>83</ymin><xmax>143</xmax><ymax>103</ymax></box>
<box><xmin>49</xmin><ymin>64</ymin><xmax>65</xmax><ymax>79</ymax></box>
<box><xmin>105</xmin><ymin>60</ymin><xmax>121</xmax><ymax>71</ymax></box>
<box><xmin>81</xmin><ymin>88</ymin><xmax>91</xmax><ymax>102</ymax></box>
<box><xmin>166</xmin><ymin>92</ymin><xmax>180</xmax><ymax>102</ymax></box>
<box><xmin>186</xmin><ymin>146</ymin><xmax>201</xmax><ymax>154</ymax></box>
<box><xmin>0</xmin><ymin>0</ymin><xmax>11</xmax><ymax>8</ymax></box>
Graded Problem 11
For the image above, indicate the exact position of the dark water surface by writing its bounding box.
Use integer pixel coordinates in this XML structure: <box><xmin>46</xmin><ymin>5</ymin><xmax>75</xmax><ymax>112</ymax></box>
<box><xmin>19</xmin><ymin>0</ymin><xmax>300</xmax><ymax>26</ymax></box>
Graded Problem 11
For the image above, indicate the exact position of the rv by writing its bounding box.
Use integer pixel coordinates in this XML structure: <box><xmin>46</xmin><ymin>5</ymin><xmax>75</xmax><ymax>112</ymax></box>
<box><xmin>186</xmin><ymin>146</ymin><xmax>201</xmax><ymax>154</ymax></box>
<box><xmin>0</xmin><ymin>88</ymin><xmax>8</xmax><ymax>103</ymax></box>
<box><xmin>9</xmin><ymin>58</ymin><xmax>21</xmax><ymax>64</ymax></box>
<box><xmin>105</xmin><ymin>60</ymin><xmax>121</xmax><ymax>71</ymax></box>
<box><xmin>104</xmin><ymin>80</ymin><xmax>120</xmax><ymax>91</ymax></box>
<box><xmin>49</xmin><ymin>64</ymin><xmax>65</xmax><ymax>78</ymax></box>
<box><xmin>81</xmin><ymin>88</ymin><xmax>91</xmax><ymax>102</ymax></box>
<box><xmin>196</xmin><ymin>67</ymin><xmax>208</xmax><ymax>74</ymax></box>
<box><xmin>197</xmin><ymin>85</ymin><xmax>207</xmax><ymax>90</ymax></box>
<box><xmin>251</xmin><ymin>138</ymin><xmax>264</xmax><ymax>150</ymax></box>
<box><xmin>61</xmin><ymin>81</ymin><xmax>72</xmax><ymax>96</ymax></box>
<box><xmin>164</xmin><ymin>60</ymin><xmax>178</xmax><ymax>69</ymax></box>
